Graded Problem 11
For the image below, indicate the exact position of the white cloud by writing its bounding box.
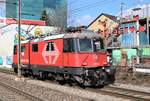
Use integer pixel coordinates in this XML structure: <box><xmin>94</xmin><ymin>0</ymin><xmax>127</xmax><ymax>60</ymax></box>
<box><xmin>68</xmin><ymin>14</ymin><xmax>94</xmax><ymax>27</ymax></box>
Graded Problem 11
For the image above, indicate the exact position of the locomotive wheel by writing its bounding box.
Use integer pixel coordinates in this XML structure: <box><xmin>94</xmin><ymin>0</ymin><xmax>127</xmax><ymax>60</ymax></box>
<box><xmin>21</xmin><ymin>69</ymin><xmax>29</xmax><ymax>77</ymax></box>
<box><xmin>14</xmin><ymin>67</ymin><xmax>18</xmax><ymax>73</ymax></box>
<box><xmin>108</xmin><ymin>74</ymin><xmax>115</xmax><ymax>84</ymax></box>
<box><xmin>56</xmin><ymin>74</ymin><xmax>67</xmax><ymax>85</ymax></box>
<box><xmin>98</xmin><ymin>71</ymin><xmax>107</xmax><ymax>86</ymax></box>
<box><xmin>38</xmin><ymin>71</ymin><xmax>45</xmax><ymax>80</ymax></box>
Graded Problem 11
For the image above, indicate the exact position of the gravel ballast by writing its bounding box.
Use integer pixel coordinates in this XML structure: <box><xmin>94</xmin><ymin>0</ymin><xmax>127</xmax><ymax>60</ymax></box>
<box><xmin>0</xmin><ymin>85</ymin><xmax>31</xmax><ymax>101</ymax></box>
<box><xmin>0</xmin><ymin>72</ymin><xmax>131</xmax><ymax>101</ymax></box>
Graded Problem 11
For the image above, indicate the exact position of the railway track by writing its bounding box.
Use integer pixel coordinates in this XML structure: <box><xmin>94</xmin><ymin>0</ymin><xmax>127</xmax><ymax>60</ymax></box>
<box><xmin>0</xmin><ymin>68</ymin><xmax>150</xmax><ymax>101</ymax></box>
<box><xmin>0</xmin><ymin>68</ymin><xmax>15</xmax><ymax>75</ymax></box>
<box><xmin>0</xmin><ymin>81</ymin><xmax>45</xmax><ymax>101</ymax></box>
<box><xmin>0</xmin><ymin>68</ymin><xmax>46</xmax><ymax>101</ymax></box>
<box><xmin>89</xmin><ymin>86</ymin><xmax>150</xmax><ymax>101</ymax></box>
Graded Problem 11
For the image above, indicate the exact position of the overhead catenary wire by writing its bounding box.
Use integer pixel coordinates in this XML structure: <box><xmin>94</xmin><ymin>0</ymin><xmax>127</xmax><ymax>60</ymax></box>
<box><xmin>67</xmin><ymin>0</ymin><xmax>120</xmax><ymax>25</ymax></box>
<box><xmin>71</xmin><ymin>0</ymin><xmax>113</xmax><ymax>12</ymax></box>
<box><xmin>69</xmin><ymin>0</ymin><xmax>116</xmax><ymax>17</ymax></box>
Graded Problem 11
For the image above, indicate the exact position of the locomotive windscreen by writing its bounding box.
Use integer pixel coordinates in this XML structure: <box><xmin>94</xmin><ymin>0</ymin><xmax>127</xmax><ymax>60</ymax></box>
<box><xmin>79</xmin><ymin>39</ymin><xmax>93</xmax><ymax>52</ymax></box>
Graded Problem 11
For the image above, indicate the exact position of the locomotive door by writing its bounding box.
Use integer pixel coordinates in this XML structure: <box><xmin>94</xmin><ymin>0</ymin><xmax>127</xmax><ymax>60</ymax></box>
<box><xmin>63</xmin><ymin>53</ymin><xmax>69</xmax><ymax>66</ymax></box>
<box><xmin>21</xmin><ymin>44</ymin><xmax>29</xmax><ymax>65</ymax></box>
<box><xmin>63</xmin><ymin>39</ymin><xmax>69</xmax><ymax>66</ymax></box>
<box><xmin>63</xmin><ymin>38</ymin><xmax>75</xmax><ymax>66</ymax></box>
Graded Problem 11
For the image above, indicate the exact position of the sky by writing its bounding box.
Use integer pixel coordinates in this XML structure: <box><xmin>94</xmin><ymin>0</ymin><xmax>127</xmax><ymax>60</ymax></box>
<box><xmin>0</xmin><ymin>1</ymin><xmax>6</xmax><ymax>19</ymax></box>
<box><xmin>1</xmin><ymin>0</ymin><xmax>150</xmax><ymax>27</ymax></box>
<box><xmin>68</xmin><ymin>0</ymin><xmax>150</xmax><ymax>27</ymax></box>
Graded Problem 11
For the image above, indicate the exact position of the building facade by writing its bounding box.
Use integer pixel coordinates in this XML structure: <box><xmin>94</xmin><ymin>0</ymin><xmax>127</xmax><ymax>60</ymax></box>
<box><xmin>87</xmin><ymin>13</ymin><xmax>119</xmax><ymax>47</ymax></box>
<box><xmin>5</xmin><ymin>0</ymin><xmax>67</xmax><ymax>20</ymax></box>
<box><xmin>0</xmin><ymin>0</ymin><xmax>66</xmax><ymax>67</ymax></box>
<box><xmin>87</xmin><ymin>13</ymin><xmax>119</xmax><ymax>37</ymax></box>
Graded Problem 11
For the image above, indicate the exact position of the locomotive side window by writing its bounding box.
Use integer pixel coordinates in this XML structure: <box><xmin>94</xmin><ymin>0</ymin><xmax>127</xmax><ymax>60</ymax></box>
<box><xmin>32</xmin><ymin>44</ymin><xmax>38</xmax><ymax>52</ymax></box>
<box><xmin>21</xmin><ymin>46</ymin><xmax>26</xmax><ymax>52</ymax></box>
<box><xmin>63</xmin><ymin>39</ymin><xmax>75</xmax><ymax>52</ymax></box>
<box><xmin>46</xmin><ymin>42</ymin><xmax>55</xmax><ymax>51</ymax></box>
<box><xmin>14</xmin><ymin>46</ymin><xmax>17</xmax><ymax>54</ymax></box>
<box><xmin>93</xmin><ymin>38</ymin><xmax>105</xmax><ymax>51</ymax></box>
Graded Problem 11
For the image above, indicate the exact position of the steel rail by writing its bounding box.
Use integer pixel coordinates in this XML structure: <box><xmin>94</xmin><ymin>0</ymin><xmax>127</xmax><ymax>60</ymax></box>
<box><xmin>0</xmin><ymin>69</ymin><xmax>15</xmax><ymax>75</ymax></box>
<box><xmin>106</xmin><ymin>86</ymin><xmax>150</xmax><ymax>97</ymax></box>
<box><xmin>95</xmin><ymin>86</ymin><xmax>150</xmax><ymax>101</ymax></box>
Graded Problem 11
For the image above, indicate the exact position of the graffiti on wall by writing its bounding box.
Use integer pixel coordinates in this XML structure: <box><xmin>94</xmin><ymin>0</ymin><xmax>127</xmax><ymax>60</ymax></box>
<box><xmin>0</xmin><ymin>24</ymin><xmax>57</xmax><ymax>66</ymax></box>
<box><xmin>98</xmin><ymin>18</ymin><xmax>118</xmax><ymax>37</ymax></box>
<box><xmin>0</xmin><ymin>56</ymin><xmax>12</xmax><ymax>65</ymax></box>
<box><xmin>14</xmin><ymin>25</ymin><xmax>57</xmax><ymax>44</ymax></box>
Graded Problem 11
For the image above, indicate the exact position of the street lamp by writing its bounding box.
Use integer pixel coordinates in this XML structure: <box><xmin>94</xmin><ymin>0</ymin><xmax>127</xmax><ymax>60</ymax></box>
<box><xmin>132</xmin><ymin>7</ymin><xmax>142</xmax><ymax>65</ymax></box>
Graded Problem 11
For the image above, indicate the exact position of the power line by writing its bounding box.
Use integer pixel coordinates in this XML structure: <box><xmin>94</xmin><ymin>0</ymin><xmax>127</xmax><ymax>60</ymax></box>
<box><xmin>70</xmin><ymin>0</ymin><xmax>115</xmax><ymax>16</ymax></box>
<box><xmin>67</xmin><ymin>0</ymin><xmax>120</xmax><ymax>24</ymax></box>
<box><xmin>71</xmin><ymin>0</ymin><xmax>111</xmax><ymax>12</ymax></box>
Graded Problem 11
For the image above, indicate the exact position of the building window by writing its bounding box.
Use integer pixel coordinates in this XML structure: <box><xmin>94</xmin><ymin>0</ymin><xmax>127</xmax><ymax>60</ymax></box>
<box><xmin>32</xmin><ymin>44</ymin><xmax>38</xmax><ymax>52</ymax></box>
<box><xmin>21</xmin><ymin>46</ymin><xmax>26</xmax><ymax>52</ymax></box>
<box><xmin>46</xmin><ymin>42</ymin><xmax>55</xmax><ymax>51</ymax></box>
<box><xmin>14</xmin><ymin>46</ymin><xmax>17</xmax><ymax>54</ymax></box>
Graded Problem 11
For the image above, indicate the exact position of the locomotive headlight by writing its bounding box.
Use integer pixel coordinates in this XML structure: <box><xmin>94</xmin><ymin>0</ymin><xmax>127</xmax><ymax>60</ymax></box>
<box><xmin>107</xmin><ymin>53</ymin><xmax>112</xmax><ymax>65</ymax></box>
<box><xmin>106</xmin><ymin>69</ymin><xmax>110</xmax><ymax>73</ymax></box>
<box><xmin>107</xmin><ymin>56</ymin><xmax>110</xmax><ymax>62</ymax></box>
<box><xmin>103</xmin><ymin>62</ymin><xmax>107</xmax><ymax>66</ymax></box>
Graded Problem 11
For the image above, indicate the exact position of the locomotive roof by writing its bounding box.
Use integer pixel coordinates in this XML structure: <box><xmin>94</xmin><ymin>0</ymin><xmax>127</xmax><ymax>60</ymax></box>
<box><xmin>63</xmin><ymin>32</ymin><xmax>101</xmax><ymax>39</ymax></box>
<box><xmin>20</xmin><ymin>32</ymin><xmax>102</xmax><ymax>44</ymax></box>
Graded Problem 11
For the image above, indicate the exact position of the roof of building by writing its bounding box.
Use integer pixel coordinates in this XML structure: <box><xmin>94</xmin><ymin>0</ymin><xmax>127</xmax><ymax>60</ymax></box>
<box><xmin>87</xmin><ymin>13</ymin><xmax>119</xmax><ymax>28</ymax></box>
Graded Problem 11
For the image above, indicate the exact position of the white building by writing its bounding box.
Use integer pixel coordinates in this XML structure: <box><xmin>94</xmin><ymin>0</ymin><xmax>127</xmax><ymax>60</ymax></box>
<box><xmin>0</xmin><ymin>22</ymin><xmax>57</xmax><ymax>67</ymax></box>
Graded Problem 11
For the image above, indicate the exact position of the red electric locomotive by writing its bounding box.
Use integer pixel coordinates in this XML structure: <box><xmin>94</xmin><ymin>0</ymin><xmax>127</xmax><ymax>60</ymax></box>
<box><xmin>12</xmin><ymin>31</ymin><xmax>115</xmax><ymax>86</ymax></box>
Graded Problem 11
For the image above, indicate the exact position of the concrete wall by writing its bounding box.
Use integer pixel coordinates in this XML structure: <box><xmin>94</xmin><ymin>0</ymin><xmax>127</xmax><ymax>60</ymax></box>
<box><xmin>112</xmin><ymin>49</ymin><xmax>137</xmax><ymax>65</ymax></box>
<box><xmin>112</xmin><ymin>48</ymin><xmax>150</xmax><ymax>65</ymax></box>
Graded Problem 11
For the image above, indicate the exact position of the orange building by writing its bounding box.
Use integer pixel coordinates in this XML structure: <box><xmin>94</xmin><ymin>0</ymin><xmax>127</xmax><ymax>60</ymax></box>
<box><xmin>87</xmin><ymin>13</ymin><xmax>119</xmax><ymax>38</ymax></box>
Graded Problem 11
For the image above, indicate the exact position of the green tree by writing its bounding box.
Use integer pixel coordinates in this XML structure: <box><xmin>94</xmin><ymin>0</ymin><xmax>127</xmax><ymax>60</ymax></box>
<box><xmin>40</xmin><ymin>10</ymin><xmax>47</xmax><ymax>21</ymax></box>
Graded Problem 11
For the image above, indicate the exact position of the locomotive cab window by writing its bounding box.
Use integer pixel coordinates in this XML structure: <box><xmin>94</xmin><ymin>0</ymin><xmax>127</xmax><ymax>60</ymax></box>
<box><xmin>79</xmin><ymin>39</ymin><xmax>93</xmax><ymax>52</ymax></box>
<box><xmin>46</xmin><ymin>42</ymin><xmax>55</xmax><ymax>51</ymax></box>
<box><xmin>21</xmin><ymin>46</ymin><xmax>26</xmax><ymax>52</ymax></box>
<box><xmin>32</xmin><ymin>44</ymin><xmax>38</xmax><ymax>52</ymax></box>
